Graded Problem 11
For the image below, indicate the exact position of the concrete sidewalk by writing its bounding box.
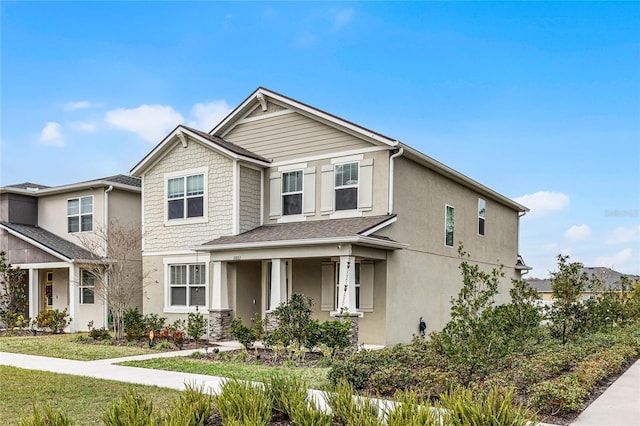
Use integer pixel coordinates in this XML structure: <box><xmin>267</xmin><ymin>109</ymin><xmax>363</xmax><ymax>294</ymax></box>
<box><xmin>1</xmin><ymin>349</ymin><xmax>637</xmax><ymax>425</ymax></box>
<box><xmin>570</xmin><ymin>359</ymin><xmax>640</xmax><ymax>426</ymax></box>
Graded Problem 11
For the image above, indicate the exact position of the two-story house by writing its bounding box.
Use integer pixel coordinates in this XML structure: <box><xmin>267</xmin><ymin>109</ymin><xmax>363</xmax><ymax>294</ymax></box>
<box><xmin>131</xmin><ymin>87</ymin><xmax>530</xmax><ymax>346</ymax></box>
<box><xmin>0</xmin><ymin>175</ymin><xmax>142</xmax><ymax>332</ymax></box>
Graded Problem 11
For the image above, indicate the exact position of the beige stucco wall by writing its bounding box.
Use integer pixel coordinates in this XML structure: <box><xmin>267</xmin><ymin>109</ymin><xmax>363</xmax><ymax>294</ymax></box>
<box><xmin>232</xmin><ymin>261</ymin><xmax>261</xmax><ymax>324</ymax></box>
<box><xmin>142</xmin><ymin>139</ymin><xmax>234</xmax><ymax>251</ymax></box>
<box><xmin>379</xmin><ymin>156</ymin><xmax>522</xmax><ymax>344</ymax></box>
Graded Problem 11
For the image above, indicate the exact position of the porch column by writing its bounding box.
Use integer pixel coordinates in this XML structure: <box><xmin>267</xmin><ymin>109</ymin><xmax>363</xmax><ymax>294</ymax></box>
<box><xmin>68</xmin><ymin>265</ymin><xmax>79</xmax><ymax>332</ymax></box>
<box><xmin>28</xmin><ymin>269</ymin><xmax>39</xmax><ymax>319</ymax></box>
<box><xmin>269</xmin><ymin>258</ymin><xmax>288</xmax><ymax>311</ymax></box>
<box><xmin>209</xmin><ymin>261</ymin><xmax>232</xmax><ymax>341</ymax></box>
<box><xmin>337</xmin><ymin>255</ymin><xmax>357</xmax><ymax>314</ymax></box>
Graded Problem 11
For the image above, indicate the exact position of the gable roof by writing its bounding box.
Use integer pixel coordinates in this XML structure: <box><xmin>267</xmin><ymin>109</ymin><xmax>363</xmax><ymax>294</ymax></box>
<box><xmin>0</xmin><ymin>174</ymin><xmax>140</xmax><ymax>197</ymax></box>
<box><xmin>130</xmin><ymin>125</ymin><xmax>270</xmax><ymax>176</ymax></box>
<box><xmin>198</xmin><ymin>215</ymin><xmax>405</xmax><ymax>251</ymax></box>
<box><xmin>527</xmin><ymin>267</ymin><xmax>640</xmax><ymax>293</ymax></box>
<box><xmin>211</xmin><ymin>87</ymin><xmax>400</xmax><ymax>147</ymax></box>
<box><xmin>0</xmin><ymin>222</ymin><xmax>94</xmax><ymax>263</ymax></box>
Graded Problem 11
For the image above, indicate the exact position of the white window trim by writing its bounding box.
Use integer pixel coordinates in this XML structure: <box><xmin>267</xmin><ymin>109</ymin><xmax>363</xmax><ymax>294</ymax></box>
<box><xmin>67</xmin><ymin>195</ymin><xmax>94</xmax><ymax>233</ymax></box>
<box><xmin>281</xmin><ymin>169</ymin><xmax>304</xmax><ymax>217</ymax></box>
<box><xmin>164</xmin><ymin>167</ymin><xmax>209</xmax><ymax>226</ymax></box>
<box><xmin>79</xmin><ymin>270</ymin><xmax>95</xmax><ymax>305</ymax></box>
<box><xmin>163</xmin><ymin>255</ymin><xmax>210</xmax><ymax>313</ymax></box>
<box><xmin>334</xmin><ymin>161</ymin><xmax>360</xmax><ymax>212</ymax></box>
<box><xmin>445</xmin><ymin>204</ymin><xmax>455</xmax><ymax>248</ymax></box>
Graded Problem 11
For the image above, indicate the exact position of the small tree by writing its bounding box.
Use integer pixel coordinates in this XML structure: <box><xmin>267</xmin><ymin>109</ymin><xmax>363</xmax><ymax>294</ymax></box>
<box><xmin>495</xmin><ymin>278</ymin><xmax>544</xmax><ymax>348</ymax></box>
<box><xmin>0</xmin><ymin>251</ymin><xmax>27</xmax><ymax>328</ymax></box>
<box><xmin>268</xmin><ymin>294</ymin><xmax>320</xmax><ymax>350</ymax></box>
<box><xmin>431</xmin><ymin>245</ymin><xmax>508</xmax><ymax>383</ymax></box>
<box><xmin>547</xmin><ymin>255</ymin><xmax>589</xmax><ymax>344</ymax></box>
<box><xmin>77</xmin><ymin>221</ymin><xmax>150</xmax><ymax>339</ymax></box>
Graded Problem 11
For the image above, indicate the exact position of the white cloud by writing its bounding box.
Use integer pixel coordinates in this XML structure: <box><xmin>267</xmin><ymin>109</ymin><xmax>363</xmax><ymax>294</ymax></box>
<box><xmin>39</xmin><ymin>122</ymin><xmax>64</xmax><ymax>146</ymax></box>
<box><xmin>187</xmin><ymin>100</ymin><xmax>232</xmax><ymax>131</ymax></box>
<box><xmin>595</xmin><ymin>248</ymin><xmax>634</xmax><ymax>270</ymax></box>
<box><xmin>64</xmin><ymin>101</ymin><xmax>92</xmax><ymax>111</ymax></box>
<box><xmin>605</xmin><ymin>226</ymin><xmax>640</xmax><ymax>245</ymax></box>
<box><xmin>514</xmin><ymin>191</ymin><xmax>569</xmax><ymax>217</ymax></box>
<box><xmin>564</xmin><ymin>224</ymin><xmax>592</xmax><ymax>241</ymax></box>
<box><xmin>330</xmin><ymin>7</ymin><xmax>354</xmax><ymax>31</ymax></box>
<box><xmin>105</xmin><ymin>105</ymin><xmax>184</xmax><ymax>143</ymax></box>
<box><xmin>68</xmin><ymin>121</ymin><xmax>96</xmax><ymax>132</ymax></box>
<box><xmin>543</xmin><ymin>242</ymin><xmax>558</xmax><ymax>252</ymax></box>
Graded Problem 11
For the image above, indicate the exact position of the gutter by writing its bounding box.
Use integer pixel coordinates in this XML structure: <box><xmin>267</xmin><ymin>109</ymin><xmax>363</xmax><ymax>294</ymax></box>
<box><xmin>388</xmin><ymin>148</ymin><xmax>404</xmax><ymax>215</ymax></box>
<box><xmin>194</xmin><ymin>235</ymin><xmax>409</xmax><ymax>252</ymax></box>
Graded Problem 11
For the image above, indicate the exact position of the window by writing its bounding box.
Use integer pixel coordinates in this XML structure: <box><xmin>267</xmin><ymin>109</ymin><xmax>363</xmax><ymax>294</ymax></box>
<box><xmin>169</xmin><ymin>264</ymin><xmax>206</xmax><ymax>307</ymax></box>
<box><xmin>80</xmin><ymin>270</ymin><xmax>95</xmax><ymax>304</ymax></box>
<box><xmin>478</xmin><ymin>198</ymin><xmax>486</xmax><ymax>236</ymax></box>
<box><xmin>334</xmin><ymin>162</ymin><xmax>358</xmax><ymax>211</ymax></box>
<box><xmin>168</xmin><ymin>174</ymin><xmax>204</xmax><ymax>220</ymax></box>
<box><xmin>282</xmin><ymin>170</ymin><xmax>303</xmax><ymax>215</ymax></box>
<box><xmin>67</xmin><ymin>196</ymin><xmax>93</xmax><ymax>233</ymax></box>
<box><xmin>336</xmin><ymin>262</ymin><xmax>360</xmax><ymax>309</ymax></box>
<box><xmin>445</xmin><ymin>205</ymin><xmax>455</xmax><ymax>247</ymax></box>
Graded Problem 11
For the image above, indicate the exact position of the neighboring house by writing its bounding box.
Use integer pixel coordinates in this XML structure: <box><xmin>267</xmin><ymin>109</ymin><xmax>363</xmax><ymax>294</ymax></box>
<box><xmin>528</xmin><ymin>267</ymin><xmax>640</xmax><ymax>306</ymax></box>
<box><xmin>0</xmin><ymin>175</ymin><xmax>142</xmax><ymax>332</ymax></box>
<box><xmin>131</xmin><ymin>87</ymin><xmax>530</xmax><ymax>346</ymax></box>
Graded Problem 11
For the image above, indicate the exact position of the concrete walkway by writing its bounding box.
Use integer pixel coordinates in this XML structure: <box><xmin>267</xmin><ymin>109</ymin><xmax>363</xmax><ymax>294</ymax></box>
<box><xmin>0</xmin><ymin>348</ymin><xmax>638</xmax><ymax>425</ymax></box>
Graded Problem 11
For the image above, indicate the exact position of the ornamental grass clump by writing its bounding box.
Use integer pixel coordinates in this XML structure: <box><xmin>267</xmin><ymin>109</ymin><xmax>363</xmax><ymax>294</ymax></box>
<box><xmin>18</xmin><ymin>405</ymin><xmax>74</xmax><ymax>426</ymax></box>
<box><xmin>215</xmin><ymin>379</ymin><xmax>271</xmax><ymax>425</ymax></box>
<box><xmin>102</xmin><ymin>389</ymin><xmax>155</xmax><ymax>426</ymax></box>
<box><xmin>161</xmin><ymin>383</ymin><xmax>213</xmax><ymax>426</ymax></box>
<box><xmin>384</xmin><ymin>389</ymin><xmax>441</xmax><ymax>426</ymax></box>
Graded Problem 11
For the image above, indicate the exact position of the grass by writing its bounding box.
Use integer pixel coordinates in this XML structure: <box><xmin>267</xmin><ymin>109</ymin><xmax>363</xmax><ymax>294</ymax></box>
<box><xmin>0</xmin><ymin>333</ymin><xmax>163</xmax><ymax>360</ymax></box>
<box><xmin>0</xmin><ymin>366</ymin><xmax>180</xmax><ymax>424</ymax></box>
<box><xmin>121</xmin><ymin>356</ymin><xmax>331</xmax><ymax>390</ymax></box>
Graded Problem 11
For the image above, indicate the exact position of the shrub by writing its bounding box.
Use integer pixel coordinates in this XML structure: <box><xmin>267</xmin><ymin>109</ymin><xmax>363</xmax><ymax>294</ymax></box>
<box><xmin>319</xmin><ymin>319</ymin><xmax>351</xmax><ymax>354</ymax></box>
<box><xmin>143</xmin><ymin>312</ymin><xmax>167</xmax><ymax>334</ymax></box>
<box><xmin>0</xmin><ymin>251</ymin><xmax>27</xmax><ymax>329</ymax></box>
<box><xmin>215</xmin><ymin>379</ymin><xmax>272</xmax><ymax>425</ymax></box>
<box><xmin>123</xmin><ymin>307</ymin><xmax>145</xmax><ymax>341</ymax></box>
<box><xmin>89</xmin><ymin>327</ymin><xmax>112</xmax><ymax>340</ymax></box>
<box><xmin>368</xmin><ymin>364</ymin><xmax>416</xmax><ymax>395</ymax></box>
<box><xmin>267</xmin><ymin>294</ymin><xmax>320</xmax><ymax>350</ymax></box>
<box><xmin>102</xmin><ymin>389</ymin><xmax>155</xmax><ymax>426</ymax></box>
<box><xmin>530</xmin><ymin>374</ymin><xmax>588</xmax><ymax>415</ymax></box>
<box><xmin>34</xmin><ymin>309</ymin><xmax>71</xmax><ymax>333</ymax></box>
<box><xmin>161</xmin><ymin>383</ymin><xmax>212</xmax><ymax>426</ymax></box>
<box><xmin>327</xmin><ymin>357</ymin><xmax>369</xmax><ymax>390</ymax></box>
<box><xmin>440</xmin><ymin>386</ymin><xmax>535</xmax><ymax>425</ymax></box>
<box><xmin>18</xmin><ymin>404</ymin><xmax>74</xmax><ymax>426</ymax></box>
<box><xmin>187</xmin><ymin>312</ymin><xmax>207</xmax><ymax>341</ymax></box>
<box><xmin>229</xmin><ymin>317</ymin><xmax>258</xmax><ymax>350</ymax></box>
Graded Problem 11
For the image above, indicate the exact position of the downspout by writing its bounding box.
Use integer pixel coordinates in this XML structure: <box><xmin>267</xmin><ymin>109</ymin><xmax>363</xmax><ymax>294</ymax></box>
<box><xmin>518</xmin><ymin>210</ymin><xmax>529</xmax><ymax>276</ymax></box>
<box><xmin>103</xmin><ymin>185</ymin><xmax>113</xmax><ymax>329</ymax></box>
<box><xmin>388</xmin><ymin>148</ymin><xmax>404</xmax><ymax>215</ymax></box>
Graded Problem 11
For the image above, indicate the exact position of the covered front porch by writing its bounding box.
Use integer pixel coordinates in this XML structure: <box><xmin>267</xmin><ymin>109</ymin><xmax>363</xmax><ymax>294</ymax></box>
<box><xmin>196</xmin><ymin>215</ymin><xmax>406</xmax><ymax>346</ymax></box>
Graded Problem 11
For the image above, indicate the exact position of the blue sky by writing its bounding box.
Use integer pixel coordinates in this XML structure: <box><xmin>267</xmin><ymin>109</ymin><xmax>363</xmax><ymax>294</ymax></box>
<box><xmin>1</xmin><ymin>2</ymin><xmax>639</xmax><ymax>277</ymax></box>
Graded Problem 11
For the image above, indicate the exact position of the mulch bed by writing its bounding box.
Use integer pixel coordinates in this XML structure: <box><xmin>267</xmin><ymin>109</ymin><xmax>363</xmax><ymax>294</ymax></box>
<box><xmin>202</xmin><ymin>347</ymin><xmax>326</xmax><ymax>368</ymax></box>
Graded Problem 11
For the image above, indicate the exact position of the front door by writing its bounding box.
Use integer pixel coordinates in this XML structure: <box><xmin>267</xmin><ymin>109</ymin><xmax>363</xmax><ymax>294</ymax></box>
<box><xmin>44</xmin><ymin>271</ymin><xmax>54</xmax><ymax>310</ymax></box>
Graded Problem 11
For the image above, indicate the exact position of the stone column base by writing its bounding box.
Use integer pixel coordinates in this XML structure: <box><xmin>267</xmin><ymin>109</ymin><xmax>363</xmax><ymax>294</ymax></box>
<box><xmin>208</xmin><ymin>309</ymin><xmax>233</xmax><ymax>342</ymax></box>
<box><xmin>336</xmin><ymin>314</ymin><xmax>360</xmax><ymax>350</ymax></box>
<box><xmin>263</xmin><ymin>311</ymin><xmax>280</xmax><ymax>333</ymax></box>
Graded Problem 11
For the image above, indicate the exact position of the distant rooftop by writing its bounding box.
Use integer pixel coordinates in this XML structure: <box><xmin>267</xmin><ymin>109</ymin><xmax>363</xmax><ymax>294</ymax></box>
<box><xmin>1</xmin><ymin>174</ymin><xmax>140</xmax><ymax>194</ymax></box>
<box><xmin>527</xmin><ymin>267</ymin><xmax>639</xmax><ymax>293</ymax></box>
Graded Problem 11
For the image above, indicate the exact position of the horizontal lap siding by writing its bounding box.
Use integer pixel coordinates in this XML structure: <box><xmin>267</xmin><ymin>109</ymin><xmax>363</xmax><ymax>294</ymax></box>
<box><xmin>225</xmin><ymin>112</ymin><xmax>371</xmax><ymax>161</ymax></box>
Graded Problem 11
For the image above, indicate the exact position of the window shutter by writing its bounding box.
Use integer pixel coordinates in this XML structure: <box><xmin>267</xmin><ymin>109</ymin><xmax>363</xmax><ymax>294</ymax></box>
<box><xmin>303</xmin><ymin>167</ymin><xmax>316</xmax><ymax>215</ymax></box>
<box><xmin>358</xmin><ymin>158</ymin><xmax>373</xmax><ymax>211</ymax></box>
<box><xmin>320</xmin><ymin>165</ymin><xmax>334</xmax><ymax>214</ymax></box>
<box><xmin>321</xmin><ymin>262</ymin><xmax>334</xmax><ymax>311</ymax></box>
<box><xmin>269</xmin><ymin>172</ymin><xmax>282</xmax><ymax>218</ymax></box>
<box><xmin>359</xmin><ymin>261</ymin><xmax>374</xmax><ymax>312</ymax></box>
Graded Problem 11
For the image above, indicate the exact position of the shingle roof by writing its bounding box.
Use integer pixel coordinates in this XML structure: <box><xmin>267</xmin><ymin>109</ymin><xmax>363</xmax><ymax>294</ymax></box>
<box><xmin>3</xmin><ymin>182</ymin><xmax>50</xmax><ymax>190</ymax></box>
<box><xmin>0</xmin><ymin>222</ymin><xmax>95</xmax><ymax>261</ymax></box>
<box><xmin>181</xmin><ymin>125</ymin><xmax>269</xmax><ymax>163</ymax></box>
<box><xmin>99</xmin><ymin>174</ymin><xmax>141</xmax><ymax>187</ymax></box>
<box><xmin>202</xmin><ymin>215</ymin><xmax>397</xmax><ymax>246</ymax></box>
<box><xmin>527</xmin><ymin>267</ymin><xmax>639</xmax><ymax>293</ymax></box>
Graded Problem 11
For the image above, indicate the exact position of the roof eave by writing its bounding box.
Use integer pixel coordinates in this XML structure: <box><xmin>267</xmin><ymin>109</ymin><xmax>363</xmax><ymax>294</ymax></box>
<box><xmin>0</xmin><ymin>224</ymin><xmax>73</xmax><ymax>263</ymax></box>
<box><xmin>400</xmin><ymin>144</ymin><xmax>529</xmax><ymax>213</ymax></box>
<box><xmin>194</xmin><ymin>235</ymin><xmax>407</xmax><ymax>252</ymax></box>
<box><xmin>0</xmin><ymin>180</ymin><xmax>140</xmax><ymax>197</ymax></box>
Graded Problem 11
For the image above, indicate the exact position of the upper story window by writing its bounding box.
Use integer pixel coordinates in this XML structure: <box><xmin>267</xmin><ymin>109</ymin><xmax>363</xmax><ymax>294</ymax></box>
<box><xmin>168</xmin><ymin>174</ymin><xmax>204</xmax><ymax>220</ymax></box>
<box><xmin>80</xmin><ymin>270</ymin><xmax>95</xmax><ymax>304</ymax></box>
<box><xmin>478</xmin><ymin>198</ymin><xmax>486</xmax><ymax>236</ymax></box>
<box><xmin>445</xmin><ymin>205</ymin><xmax>455</xmax><ymax>247</ymax></box>
<box><xmin>282</xmin><ymin>170</ymin><xmax>303</xmax><ymax>216</ymax></box>
<box><xmin>68</xmin><ymin>196</ymin><xmax>93</xmax><ymax>233</ymax></box>
<box><xmin>334</xmin><ymin>162</ymin><xmax>358</xmax><ymax>211</ymax></box>
<box><xmin>169</xmin><ymin>263</ymin><xmax>206</xmax><ymax>307</ymax></box>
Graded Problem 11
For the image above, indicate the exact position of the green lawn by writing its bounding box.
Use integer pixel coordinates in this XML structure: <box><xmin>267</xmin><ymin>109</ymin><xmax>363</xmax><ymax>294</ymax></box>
<box><xmin>0</xmin><ymin>366</ymin><xmax>180</xmax><ymax>424</ymax></box>
<box><xmin>121</xmin><ymin>356</ymin><xmax>331</xmax><ymax>390</ymax></box>
<box><xmin>0</xmin><ymin>334</ymin><xmax>163</xmax><ymax>361</ymax></box>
